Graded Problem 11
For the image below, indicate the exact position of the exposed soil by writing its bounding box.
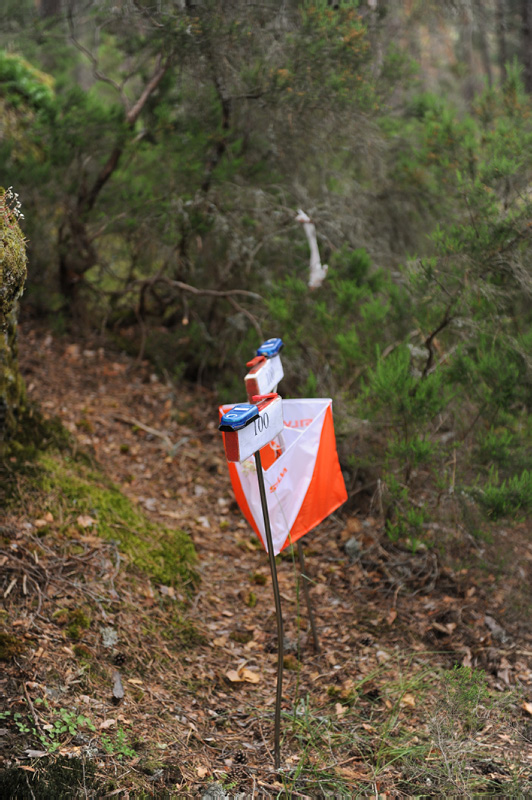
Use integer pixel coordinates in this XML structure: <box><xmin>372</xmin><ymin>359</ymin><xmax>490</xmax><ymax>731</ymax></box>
<box><xmin>1</xmin><ymin>322</ymin><xmax>532</xmax><ymax>797</ymax></box>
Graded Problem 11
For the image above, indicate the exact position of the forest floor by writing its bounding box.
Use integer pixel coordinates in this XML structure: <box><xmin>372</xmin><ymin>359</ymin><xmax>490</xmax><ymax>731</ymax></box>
<box><xmin>2</xmin><ymin>322</ymin><xmax>532</xmax><ymax>798</ymax></box>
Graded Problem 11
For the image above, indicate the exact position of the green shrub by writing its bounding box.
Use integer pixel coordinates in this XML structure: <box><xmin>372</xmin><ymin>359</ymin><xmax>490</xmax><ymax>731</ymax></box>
<box><xmin>476</xmin><ymin>468</ymin><xmax>532</xmax><ymax>519</ymax></box>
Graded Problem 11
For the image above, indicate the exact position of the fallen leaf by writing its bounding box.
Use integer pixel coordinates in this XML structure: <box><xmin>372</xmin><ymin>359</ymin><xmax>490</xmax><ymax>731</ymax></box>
<box><xmin>376</xmin><ymin>649</ymin><xmax>391</xmax><ymax>664</ymax></box>
<box><xmin>225</xmin><ymin>666</ymin><xmax>261</xmax><ymax>684</ymax></box>
<box><xmin>338</xmin><ymin>766</ymin><xmax>367</xmax><ymax>780</ymax></box>
<box><xmin>239</xmin><ymin>667</ymin><xmax>260</xmax><ymax>684</ymax></box>
<box><xmin>400</xmin><ymin>693</ymin><xmax>416</xmax><ymax>709</ymax></box>
<box><xmin>213</xmin><ymin>637</ymin><xmax>227</xmax><ymax>647</ymax></box>
<box><xmin>159</xmin><ymin>510</ymin><xmax>182</xmax><ymax>519</ymax></box>
<box><xmin>225</xmin><ymin>670</ymin><xmax>243</xmax><ymax>683</ymax></box>
<box><xmin>99</xmin><ymin>719</ymin><xmax>116</xmax><ymax>730</ymax></box>
<box><xmin>522</xmin><ymin>701</ymin><xmax>532</xmax><ymax>716</ymax></box>
<box><xmin>335</xmin><ymin>703</ymin><xmax>347</xmax><ymax>718</ymax></box>
<box><xmin>197</xmin><ymin>766</ymin><xmax>208</xmax><ymax>778</ymax></box>
<box><xmin>386</xmin><ymin>609</ymin><xmax>397</xmax><ymax>626</ymax></box>
<box><xmin>76</xmin><ymin>515</ymin><xmax>96</xmax><ymax>529</ymax></box>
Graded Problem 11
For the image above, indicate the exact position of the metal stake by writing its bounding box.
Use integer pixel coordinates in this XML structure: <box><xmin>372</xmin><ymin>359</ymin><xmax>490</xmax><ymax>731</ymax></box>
<box><xmin>254</xmin><ymin>449</ymin><xmax>284</xmax><ymax>771</ymax></box>
<box><xmin>297</xmin><ymin>539</ymin><xmax>320</xmax><ymax>653</ymax></box>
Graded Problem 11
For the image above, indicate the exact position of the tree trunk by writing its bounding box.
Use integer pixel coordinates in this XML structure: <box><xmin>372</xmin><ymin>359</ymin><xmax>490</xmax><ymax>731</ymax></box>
<box><xmin>38</xmin><ymin>0</ymin><xmax>62</xmax><ymax>17</ymax></box>
<box><xmin>495</xmin><ymin>0</ymin><xmax>508</xmax><ymax>83</ymax></box>
<box><xmin>474</xmin><ymin>0</ymin><xmax>493</xmax><ymax>88</ymax></box>
<box><xmin>57</xmin><ymin>209</ymin><xmax>98</xmax><ymax>308</ymax></box>
<box><xmin>460</xmin><ymin>5</ymin><xmax>476</xmax><ymax>101</ymax></box>
<box><xmin>0</xmin><ymin>189</ymin><xmax>28</xmax><ymax>450</ymax></box>
<box><xmin>56</xmin><ymin>56</ymin><xmax>171</xmax><ymax>307</ymax></box>
<box><xmin>522</xmin><ymin>0</ymin><xmax>532</xmax><ymax>93</ymax></box>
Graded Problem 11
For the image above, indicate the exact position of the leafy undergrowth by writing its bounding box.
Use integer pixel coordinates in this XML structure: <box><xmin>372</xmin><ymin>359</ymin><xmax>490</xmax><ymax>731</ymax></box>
<box><xmin>1</xmin><ymin>324</ymin><xmax>532</xmax><ymax>797</ymax></box>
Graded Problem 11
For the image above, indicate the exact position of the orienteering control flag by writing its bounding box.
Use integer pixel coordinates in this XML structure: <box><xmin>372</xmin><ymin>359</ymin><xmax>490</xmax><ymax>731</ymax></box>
<box><xmin>220</xmin><ymin>398</ymin><xmax>347</xmax><ymax>555</ymax></box>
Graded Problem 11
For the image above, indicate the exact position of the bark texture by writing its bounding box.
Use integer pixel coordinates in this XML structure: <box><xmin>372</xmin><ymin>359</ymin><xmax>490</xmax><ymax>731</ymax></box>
<box><xmin>0</xmin><ymin>189</ymin><xmax>28</xmax><ymax>447</ymax></box>
<box><xmin>522</xmin><ymin>0</ymin><xmax>532</xmax><ymax>93</ymax></box>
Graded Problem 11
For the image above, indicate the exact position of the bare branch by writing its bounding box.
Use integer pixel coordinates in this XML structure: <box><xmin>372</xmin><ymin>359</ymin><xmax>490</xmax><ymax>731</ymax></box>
<box><xmin>227</xmin><ymin>295</ymin><xmax>264</xmax><ymax>339</ymax></box>
<box><xmin>132</xmin><ymin>0</ymin><xmax>165</xmax><ymax>29</ymax></box>
<box><xmin>67</xmin><ymin>6</ymin><xmax>128</xmax><ymax>109</ymax></box>
<box><xmin>422</xmin><ymin>300</ymin><xmax>456</xmax><ymax>378</ymax></box>
<box><xmin>79</xmin><ymin>55</ymin><xmax>172</xmax><ymax>215</ymax></box>
<box><xmin>145</xmin><ymin>275</ymin><xmax>264</xmax><ymax>301</ymax></box>
<box><xmin>126</xmin><ymin>53</ymin><xmax>171</xmax><ymax>126</ymax></box>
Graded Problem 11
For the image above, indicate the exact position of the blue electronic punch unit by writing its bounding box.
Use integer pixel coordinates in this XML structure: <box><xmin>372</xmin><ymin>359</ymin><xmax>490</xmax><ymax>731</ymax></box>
<box><xmin>219</xmin><ymin>403</ymin><xmax>259</xmax><ymax>432</ymax></box>
<box><xmin>257</xmin><ymin>338</ymin><xmax>283</xmax><ymax>358</ymax></box>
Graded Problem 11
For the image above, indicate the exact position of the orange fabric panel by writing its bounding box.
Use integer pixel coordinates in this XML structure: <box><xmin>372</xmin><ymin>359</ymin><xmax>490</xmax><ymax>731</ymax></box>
<box><xmin>258</xmin><ymin>440</ymin><xmax>280</xmax><ymax>470</ymax></box>
<box><xmin>280</xmin><ymin>405</ymin><xmax>347</xmax><ymax>551</ymax></box>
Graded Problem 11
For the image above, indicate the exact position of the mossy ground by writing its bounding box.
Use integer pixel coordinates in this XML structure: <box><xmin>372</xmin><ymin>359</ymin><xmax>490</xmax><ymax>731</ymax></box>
<box><xmin>0</xmin><ymin>631</ymin><xmax>27</xmax><ymax>660</ymax></box>
<box><xmin>0</xmin><ymin>756</ymin><xmax>106</xmax><ymax>799</ymax></box>
<box><xmin>5</xmin><ymin>450</ymin><xmax>197</xmax><ymax>590</ymax></box>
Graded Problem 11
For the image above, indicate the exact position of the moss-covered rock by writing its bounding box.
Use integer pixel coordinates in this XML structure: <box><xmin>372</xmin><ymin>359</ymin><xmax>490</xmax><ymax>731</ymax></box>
<box><xmin>0</xmin><ymin>186</ymin><xmax>28</xmax><ymax>448</ymax></box>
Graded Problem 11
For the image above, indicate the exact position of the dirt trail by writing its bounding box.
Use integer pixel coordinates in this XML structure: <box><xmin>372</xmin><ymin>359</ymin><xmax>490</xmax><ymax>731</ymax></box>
<box><xmin>2</xmin><ymin>323</ymin><xmax>532</xmax><ymax>796</ymax></box>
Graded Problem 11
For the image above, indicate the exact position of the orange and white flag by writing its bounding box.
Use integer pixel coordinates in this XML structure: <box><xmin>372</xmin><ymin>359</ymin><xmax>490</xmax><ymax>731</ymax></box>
<box><xmin>219</xmin><ymin>399</ymin><xmax>347</xmax><ymax>555</ymax></box>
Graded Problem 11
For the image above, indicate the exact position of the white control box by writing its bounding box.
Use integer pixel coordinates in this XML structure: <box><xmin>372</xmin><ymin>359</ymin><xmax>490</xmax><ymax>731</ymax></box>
<box><xmin>222</xmin><ymin>395</ymin><xmax>284</xmax><ymax>463</ymax></box>
<box><xmin>245</xmin><ymin>354</ymin><xmax>284</xmax><ymax>400</ymax></box>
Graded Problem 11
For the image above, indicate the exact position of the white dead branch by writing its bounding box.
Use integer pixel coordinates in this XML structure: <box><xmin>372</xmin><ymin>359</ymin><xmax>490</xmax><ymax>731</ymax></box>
<box><xmin>295</xmin><ymin>209</ymin><xmax>328</xmax><ymax>289</ymax></box>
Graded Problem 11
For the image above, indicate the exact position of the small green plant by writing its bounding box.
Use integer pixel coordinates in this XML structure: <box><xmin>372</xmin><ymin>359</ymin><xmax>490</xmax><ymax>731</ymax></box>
<box><xmin>476</xmin><ymin>427</ymin><xmax>518</xmax><ymax>469</ymax></box>
<box><xmin>101</xmin><ymin>727</ymin><xmax>137</xmax><ymax>760</ymax></box>
<box><xmin>427</xmin><ymin>665</ymin><xmax>518</xmax><ymax>793</ymax></box>
<box><xmin>441</xmin><ymin>665</ymin><xmax>491</xmax><ymax>733</ymax></box>
<box><xmin>49</xmin><ymin>708</ymin><xmax>96</xmax><ymax>738</ymax></box>
<box><xmin>2</xmin><ymin>704</ymin><xmax>96</xmax><ymax>753</ymax></box>
<box><xmin>382</xmin><ymin>474</ymin><xmax>430</xmax><ymax>548</ymax></box>
<box><xmin>13</xmin><ymin>711</ymin><xmax>32</xmax><ymax>735</ymax></box>
<box><xmin>476</xmin><ymin>468</ymin><xmax>532</xmax><ymax>519</ymax></box>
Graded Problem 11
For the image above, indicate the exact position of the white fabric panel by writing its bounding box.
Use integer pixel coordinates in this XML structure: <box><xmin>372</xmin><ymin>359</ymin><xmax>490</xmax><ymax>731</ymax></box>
<box><xmin>233</xmin><ymin>399</ymin><xmax>331</xmax><ymax>554</ymax></box>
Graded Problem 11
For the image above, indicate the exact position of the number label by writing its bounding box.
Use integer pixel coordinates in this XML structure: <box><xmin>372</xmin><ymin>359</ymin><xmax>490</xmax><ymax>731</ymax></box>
<box><xmin>253</xmin><ymin>412</ymin><xmax>269</xmax><ymax>435</ymax></box>
<box><xmin>222</xmin><ymin>396</ymin><xmax>284</xmax><ymax>462</ymax></box>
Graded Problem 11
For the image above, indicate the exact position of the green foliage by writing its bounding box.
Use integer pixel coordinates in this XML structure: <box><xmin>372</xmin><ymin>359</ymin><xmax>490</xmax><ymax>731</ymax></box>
<box><xmin>382</xmin><ymin>475</ymin><xmax>430</xmax><ymax>548</ymax></box>
<box><xmin>475</xmin><ymin>426</ymin><xmax>531</xmax><ymax>474</ymax></box>
<box><xmin>1</xmin><ymin>1</ymin><xmax>532</xmax><ymax>533</ymax></box>
<box><xmin>363</xmin><ymin>347</ymin><xmax>449</xmax><ymax>428</ymax></box>
<box><xmin>268</xmin><ymin>248</ymin><xmax>409</xmax><ymax>399</ymax></box>
<box><xmin>0</xmin><ymin>50</ymin><xmax>54</xmax><ymax>111</ymax></box>
<box><xmin>476</xmin><ymin>468</ymin><xmax>532</xmax><ymax>519</ymax></box>
<box><xmin>441</xmin><ymin>665</ymin><xmax>492</xmax><ymax>733</ymax></box>
<box><xmin>1</xmin><ymin>705</ymin><xmax>96</xmax><ymax>754</ymax></box>
<box><xmin>101</xmin><ymin>727</ymin><xmax>137</xmax><ymax>760</ymax></box>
